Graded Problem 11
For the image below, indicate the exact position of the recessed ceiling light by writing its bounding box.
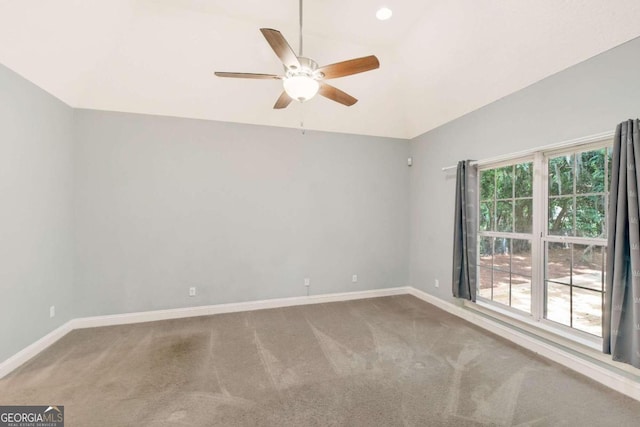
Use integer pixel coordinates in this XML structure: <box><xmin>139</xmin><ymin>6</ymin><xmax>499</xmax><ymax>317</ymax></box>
<box><xmin>376</xmin><ymin>7</ymin><xmax>393</xmax><ymax>21</ymax></box>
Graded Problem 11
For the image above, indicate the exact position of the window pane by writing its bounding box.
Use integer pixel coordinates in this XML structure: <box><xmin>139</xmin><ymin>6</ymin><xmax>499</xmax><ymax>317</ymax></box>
<box><xmin>576</xmin><ymin>149</ymin><xmax>605</xmax><ymax>194</ymax></box>
<box><xmin>479</xmin><ymin>237</ymin><xmax>493</xmax><ymax>269</ymax></box>
<box><xmin>493</xmin><ymin>238</ymin><xmax>511</xmax><ymax>272</ymax></box>
<box><xmin>549</xmin><ymin>154</ymin><xmax>574</xmax><ymax>196</ymax></box>
<box><xmin>514</xmin><ymin>199</ymin><xmax>532</xmax><ymax>233</ymax></box>
<box><xmin>478</xmin><ymin>267</ymin><xmax>493</xmax><ymax>299</ymax></box>
<box><xmin>546</xmin><ymin>242</ymin><xmax>571</xmax><ymax>283</ymax></box>
<box><xmin>495</xmin><ymin>166</ymin><xmax>513</xmax><ymax>199</ymax></box>
<box><xmin>573</xmin><ymin>244</ymin><xmax>604</xmax><ymax>292</ymax></box>
<box><xmin>576</xmin><ymin>196</ymin><xmax>605</xmax><ymax>238</ymax></box>
<box><xmin>480</xmin><ymin>169</ymin><xmax>496</xmax><ymax>201</ymax></box>
<box><xmin>480</xmin><ymin>201</ymin><xmax>494</xmax><ymax>231</ymax></box>
<box><xmin>496</xmin><ymin>201</ymin><xmax>513</xmax><ymax>232</ymax></box>
<box><xmin>546</xmin><ymin>282</ymin><xmax>571</xmax><ymax>326</ymax></box>
<box><xmin>572</xmin><ymin>287</ymin><xmax>602</xmax><ymax>336</ymax></box>
<box><xmin>514</xmin><ymin>162</ymin><xmax>533</xmax><ymax>197</ymax></box>
<box><xmin>512</xmin><ymin>239</ymin><xmax>531</xmax><ymax>276</ymax></box>
<box><xmin>511</xmin><ymin>274</ymin><xmax>531</xmax><ymax>313</ymax></box>
<box><xmin>493</xmin><ymin>269</ymin><xmax>510</xmax><ymax>306</ymax></box>
<box><xmin>548</xmin><ymin>197</ymin><xmax>573</xmax><ymax>236</ymax></box>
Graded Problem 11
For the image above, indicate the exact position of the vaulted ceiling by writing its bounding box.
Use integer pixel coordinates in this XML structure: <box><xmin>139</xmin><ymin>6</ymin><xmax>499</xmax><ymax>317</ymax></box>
<box><xmin>1</xmin><ymin>0</ymin><xmax>640</xmax><ymax>139</ymax></box>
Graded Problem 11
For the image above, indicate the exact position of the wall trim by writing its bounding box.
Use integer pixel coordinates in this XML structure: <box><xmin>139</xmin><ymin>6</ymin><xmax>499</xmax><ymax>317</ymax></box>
<box><xmin>0</xmin><ymin>287</ymin><xmax>409</xmax><ymax>379</ymax></box>
<box><xmin>0</xmin><ymin>321</ymin><xmax>74</xmax><ymax>380</ymax></box>
<box><xmin>407</xmin><ymin>287</ymin><xmax>640</xmax><ymax>402</ymax></box>
<box><xmin>2</xmin><ymin>285</ymin><xmax>639</xmax><ymax>403</ymax></box>
<box><xmin>71</xmin><ymin>287</ymin><xmax>411</xmax><ymax>329</ymax></box>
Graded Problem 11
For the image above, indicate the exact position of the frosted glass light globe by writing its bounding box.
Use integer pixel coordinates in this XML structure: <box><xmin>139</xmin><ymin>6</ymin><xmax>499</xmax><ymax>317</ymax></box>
<box><xmin>283</xmin><ymin>75</ymin><xmax>319</xmax><ymax>102</ymax></box>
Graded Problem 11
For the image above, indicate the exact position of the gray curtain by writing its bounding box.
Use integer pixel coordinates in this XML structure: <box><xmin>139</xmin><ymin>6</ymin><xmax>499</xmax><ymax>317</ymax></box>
<box><xmin>604</xmin><ymin>119</ymin><xmax>640</xmax><ymax>368</ymax></box>
<box><xmin>452</xmin><ymin>160</ymin><xmax>477</xmax><ymax>302</ymax></box>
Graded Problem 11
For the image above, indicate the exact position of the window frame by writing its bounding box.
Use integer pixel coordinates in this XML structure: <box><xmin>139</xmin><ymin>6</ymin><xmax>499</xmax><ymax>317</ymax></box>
<box><xmin>475</xmin><ymin>139</ymin><xmax>613</xmax><ymax>347</ymax></box>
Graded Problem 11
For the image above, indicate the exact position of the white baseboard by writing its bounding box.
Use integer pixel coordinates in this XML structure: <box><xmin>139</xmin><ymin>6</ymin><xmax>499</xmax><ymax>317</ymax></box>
<box><xmin>407</xmin><ymin>287</ymin><xmax>640</xmax><ymax>402</ymax></box>
<box><xmin>72</xmin><ymin>287</ymin><xmax>411</xmax><ymax>329</ymax></box>
<box><xmin>0</xmin><ymin>287</ymin><xmax>409</xmax><ymax>379</ymax></box>
<box><xmin>3</xmin><ymin>285</ymin><xmax>639</xmax><ymax>403</ymax></box>
<box><xmin>0</xmin><ymin>321</ymin><xmax>74</xmax><ymax>380</ymax></box>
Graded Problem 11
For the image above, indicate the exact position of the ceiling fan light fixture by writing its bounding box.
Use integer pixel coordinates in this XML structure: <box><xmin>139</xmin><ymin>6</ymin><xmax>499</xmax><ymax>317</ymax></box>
<box><xmin>214</xmin><ymin>0</ymin><xmax>380</xmax><ymax>109</ymax></box>
<box><xmin>283</xmin><ymin>75</ymin><xmax>319</xmax><ymax>102</ymax></box>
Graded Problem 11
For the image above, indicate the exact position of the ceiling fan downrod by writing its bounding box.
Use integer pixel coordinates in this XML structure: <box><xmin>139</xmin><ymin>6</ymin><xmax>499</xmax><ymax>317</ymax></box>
<box><xmin>298</xmin><ymin>0</ymin><xmax>303</xmax><ymax>57</ymax></box>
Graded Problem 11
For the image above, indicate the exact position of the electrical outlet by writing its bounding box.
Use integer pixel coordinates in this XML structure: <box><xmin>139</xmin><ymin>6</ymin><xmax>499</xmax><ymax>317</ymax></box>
<box><xmin>189</xmin><ymin>287</ymin><xmax>196</xmax><ymax>297</ymax></box>
<box><xmin>352</xmin><ymin>274</ymin><xmax>358</xmax><ymax>283</ymax></box>
<box><xmin>304</xmin><ymin>278</ymin><xmax>310</xmax><ymax>287</ymax></box>
<box><xmin>434</xmin><ymin>279</ymin><xmax>439</xmax><ymax>288</ymax></box>
<box><xmin>49</xmin><ymin>306</ymin><xmax>55</xmax><ymax>318</ymax></box>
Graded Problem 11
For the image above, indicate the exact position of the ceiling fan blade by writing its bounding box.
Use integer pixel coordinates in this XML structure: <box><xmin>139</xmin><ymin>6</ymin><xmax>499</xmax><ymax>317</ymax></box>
<box><xmin>318</xmin><ymin>82</ymin><xmax>358</xmax><ymax>106</ymax></box>
<box><xmin>317</xmin><ymin>55</ymin><xmax>380</xmax><ymax>80</ymax></box>
<box><xmin>273</xmin><ymin>91</ymin><xmax>293</xmax><ymax>109</ymax></box>
<box><xmin>214</xmin><ymin>72</ymin><xmax>282</xmax><ymax>80</ymax></box>
<box><xmin>260</xmin><ymin>28</ymin><xmax>301</xmax><ymax>70</ymax></box>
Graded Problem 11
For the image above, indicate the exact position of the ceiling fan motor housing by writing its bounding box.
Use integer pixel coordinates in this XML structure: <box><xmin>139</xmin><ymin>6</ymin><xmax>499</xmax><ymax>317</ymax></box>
<box><xmin>285</xmin><ymin>57</ymin><xmax>324</xmax><ymax>80</ymax></box>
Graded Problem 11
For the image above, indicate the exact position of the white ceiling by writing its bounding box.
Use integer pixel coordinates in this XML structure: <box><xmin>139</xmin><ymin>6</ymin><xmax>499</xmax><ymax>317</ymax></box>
<box><xmin>1</xmin><ymin>0</ymin><xmax>640</xmax><ymax>139</ymax></box>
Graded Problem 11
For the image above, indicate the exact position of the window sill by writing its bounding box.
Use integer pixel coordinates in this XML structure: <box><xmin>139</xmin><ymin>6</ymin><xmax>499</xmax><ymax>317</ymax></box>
<box><xmin>463</xmin><ymin>299</ymin><xmax>640</xmax><ymax>378</ymax></box>
<box><xmin>471</xmin><ymin>298</ymin><xmax>601</xmax><ymax>350</ymax></box>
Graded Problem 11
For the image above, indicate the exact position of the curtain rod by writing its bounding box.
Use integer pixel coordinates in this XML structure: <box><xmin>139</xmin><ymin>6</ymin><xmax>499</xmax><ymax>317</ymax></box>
<box><xmin>441</xmin><ymin>130</ymin><xmax>615</xmax><ymax>172</ymax></box>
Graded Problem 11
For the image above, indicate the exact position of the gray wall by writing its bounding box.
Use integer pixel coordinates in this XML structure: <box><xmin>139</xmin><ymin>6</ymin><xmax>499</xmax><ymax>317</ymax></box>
<box><xmin>73</xmin><ymin>111</ymin><xmax>410</xmax><ymax>316</ymax></box>
<box><xmin>409</xmin><ymin>37</ymin><xmax>640</xmax><ymax>302</ymax></box>
<box><xmin>0</xmin><ymin>65</ymin><xmax>75</xmax><ymax>362</ymax></box>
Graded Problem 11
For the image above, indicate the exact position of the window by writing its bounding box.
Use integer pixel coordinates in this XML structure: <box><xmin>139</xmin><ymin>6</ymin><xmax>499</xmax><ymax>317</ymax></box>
<box><xmin>544</xmin><ymin>147</ymin><xmax>611</xmax><ymax>336</ymax></box>
<box><xmin>476</xmin><ymin>141</ymin><xmax>612</xmax><ymax>339</ymax></box>
<box><xmin>478</xmin><ymin>162</ymin><xmax>533</xmax><ymax>313</ymax></box>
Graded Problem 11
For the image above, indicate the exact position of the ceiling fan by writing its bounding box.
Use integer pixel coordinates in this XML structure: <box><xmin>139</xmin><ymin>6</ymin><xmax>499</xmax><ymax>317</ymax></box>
<box><xmin>214</xmin><ymin>0</ymin><xmax>380</xmax><ymax>109</ymax></box>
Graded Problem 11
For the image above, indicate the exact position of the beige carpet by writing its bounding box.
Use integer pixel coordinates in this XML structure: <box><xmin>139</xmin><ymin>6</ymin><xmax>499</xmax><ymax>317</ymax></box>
<box><xmin>1</xmin><ymin>295</ymin><xmax>639</xmax><ymax>426</ymax></box>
